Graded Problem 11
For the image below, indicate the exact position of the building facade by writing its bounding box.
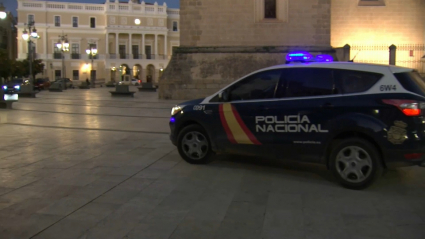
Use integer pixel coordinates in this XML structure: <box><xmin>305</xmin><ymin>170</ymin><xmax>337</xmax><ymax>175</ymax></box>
<box><xmin>160</xmin><ymin>0</ymin><xmax>333</xmax><ymax>99</ymax></box>
<box><xmin>331</xmin><ymin>0</ymin><xmax>425</xmax><ymax>71</ymax></box>
<box><xmin>160</xmin><ymin>0</ymin><xmax>425</xmax><ymax>99</ymax></box>
<box><xmin>16</xmin><ymin>0</ymin><xmax>180</xmax><ymax>84</ymax></box>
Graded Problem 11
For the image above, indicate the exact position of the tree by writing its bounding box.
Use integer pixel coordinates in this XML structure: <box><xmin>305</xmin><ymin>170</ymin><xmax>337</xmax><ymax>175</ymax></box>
<box><xmin>9</xmin><ymin>59</ymin><xmax>45</xmax><ymax>80</ymax></box>
<box><xmin>0</xmin><ymin>49</ymin><xmax>12</xmax><ymax>83</ymax></box>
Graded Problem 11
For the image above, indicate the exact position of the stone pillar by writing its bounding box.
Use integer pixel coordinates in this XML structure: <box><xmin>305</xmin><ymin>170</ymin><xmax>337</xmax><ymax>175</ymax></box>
<box><xmin>154</xmin><ymin>34</ymin><xmax>158</xmax><ymax>58</ymax></box>
<box><xmin>115</xmin><ymin>33</ymin><xmax>119</xmax><ymax>56</ymax></box>
<box><xmin>141</xmin><ymin>67</ymin><xmax>146</xmax><ymax>83</ymax></box>
<box><xmin>164</xmin><ymin>34</ymin><xmax>167</xmax><ymax>58</ymax></box>
<box><xmin>106</xmin><ymin>32</ymin><xmax>109</xmax><ymax>58</ymax></box>
<box><xmin>343</xmin><ymin>44</ymin><xmax>351</xmax><ymax>62</ymax></box>
<box><xmin>129</xmin><ymin>33</ymin><xmax>132</xmax><ymax>59</ymax></box>
<box><xmin>389</xmin><ymin>44</ymin><xmax>397</xmax><ymax>65</ymax></box>
<box><xmin>142</xmin><ymin>34</ymin><xmax>145</xmax><ymax>58</ymax></box>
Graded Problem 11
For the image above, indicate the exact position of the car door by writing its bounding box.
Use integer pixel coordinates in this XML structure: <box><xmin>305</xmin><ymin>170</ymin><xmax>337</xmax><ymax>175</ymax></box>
<box><xmin>212</xmin><ymin>69</ymin><xmax>284</xmax><ymax>158</ymax></box>
<box><xmin>272</xmin><ymin>67</ymin><xmax>338</xmax><ymax>162</ymax></box>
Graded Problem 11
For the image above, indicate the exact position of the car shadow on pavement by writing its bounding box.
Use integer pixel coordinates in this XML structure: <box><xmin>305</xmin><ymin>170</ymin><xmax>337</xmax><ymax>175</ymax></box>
<box><xmin>204</xmin><ymin>154</ymin><xmax>414</xmax><ymax>192</ymax></box>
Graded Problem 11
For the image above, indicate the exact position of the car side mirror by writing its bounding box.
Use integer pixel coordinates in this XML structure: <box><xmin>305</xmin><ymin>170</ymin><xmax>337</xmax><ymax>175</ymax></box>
<box><xmin>219</xmin><ymin>90</ymin><xmax>229</xmax><ymax>102</ymax></box>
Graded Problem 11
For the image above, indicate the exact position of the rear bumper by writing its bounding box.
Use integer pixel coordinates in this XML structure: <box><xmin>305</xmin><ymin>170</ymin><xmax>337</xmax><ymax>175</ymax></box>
<box><xmin>384</xmin><ymin>149</ymin><xmax>425</xmax><ymax>168</ymax></box>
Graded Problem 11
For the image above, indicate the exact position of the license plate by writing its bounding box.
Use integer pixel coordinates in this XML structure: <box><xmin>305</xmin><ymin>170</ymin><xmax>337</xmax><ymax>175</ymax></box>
<box><xmin>4</xmin><ymin>94</ymin><xmax>18</xmax><ymax>101</ymax></box>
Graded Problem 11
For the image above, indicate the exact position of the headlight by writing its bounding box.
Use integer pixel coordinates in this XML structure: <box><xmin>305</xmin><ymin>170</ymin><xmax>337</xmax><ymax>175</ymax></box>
<box><xmin>14</xmin><ymin>85</ymin><xmax>20</xmax><ymax>90</ymax></box>
<box><xmin>2</xmin><ymin>86</ymin><xmax>6</xmax><ymax>90</ymax></box>
<box><xmin>171</xmin><ymin>106</ymin><xmax>183</xmax><ymax>116</ymax></box>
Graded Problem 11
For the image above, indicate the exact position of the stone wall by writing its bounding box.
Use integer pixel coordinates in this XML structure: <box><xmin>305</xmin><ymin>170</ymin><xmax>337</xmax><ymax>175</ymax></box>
<box><xmin>180</xmin><ymin>0</ymin><xmax>331</xmax><ymax>47</ymax></box>
<box><xmin>159</xmin><ymin>46</ymin><xmax>335</xmax><ymax>100</ymax></box>
<box><xmin>331</xmin><ymin>0</ymin><xmax>425</xmax><ymax>47</ymax></box>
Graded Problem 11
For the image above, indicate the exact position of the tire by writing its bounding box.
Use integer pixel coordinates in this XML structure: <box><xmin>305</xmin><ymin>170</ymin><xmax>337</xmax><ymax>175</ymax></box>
<box><xmin>177</xmin><ymin>124</ymin><xmax>214</xmax><ymax>164</ymax></box>
<box><xmin>330</xmin><ymin>137</ymin><xmax>383</xmax><ymax>190</ymax></box>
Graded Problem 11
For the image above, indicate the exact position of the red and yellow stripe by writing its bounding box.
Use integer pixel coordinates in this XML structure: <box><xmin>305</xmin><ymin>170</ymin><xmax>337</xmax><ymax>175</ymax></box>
<box><xmin>219</xmin><ymin>103</ymin><xmax>261</xmax><ymax>145</ymax></box>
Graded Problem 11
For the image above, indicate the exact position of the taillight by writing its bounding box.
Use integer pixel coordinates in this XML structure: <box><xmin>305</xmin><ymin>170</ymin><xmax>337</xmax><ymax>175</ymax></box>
<box><xmin>138</xmin><ymin>80</ymin><xmax>141</xmax><ymax>83</ymax></box>
<box><xmin>404</xmin><ymin>153</ymin><xmax>424</xmax><ymax>160</ymax></box>
<box><xmin>382</xmin><ymin>99</ymin><xmax>425</xmax><ymax>116</ymax></box>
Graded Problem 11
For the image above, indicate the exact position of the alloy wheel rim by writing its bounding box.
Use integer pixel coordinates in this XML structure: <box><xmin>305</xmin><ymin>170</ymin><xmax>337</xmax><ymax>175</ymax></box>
<box><xmin>336</xmin><ymin>146</ymin><xmax>373</xmax><ymax>183</ymax></box>
<box><xmin>182</xmin><ymin>131</ymin><xmax>208</xmax><ymax>160</ymax></box>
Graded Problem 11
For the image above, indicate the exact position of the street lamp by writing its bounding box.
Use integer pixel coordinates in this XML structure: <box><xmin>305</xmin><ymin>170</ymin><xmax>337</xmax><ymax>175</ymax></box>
<box><xmin>86</xmin><ymin>45</ymin><xmax>97</xmax><ymax>88</ymax></box>
<box><xmin>21</xmin><ymin>20</ymin><xmax>39</xmax><ymax>90</ymax></box>
<box><xmin>0</xmin><ymin>3</ymin><xmax>6</xmax><ymax>20</ymax></box>
<box><xmin>56</xmin><ymin>34</ymin><xmax>69</xmax><ymax>89</ymax></box>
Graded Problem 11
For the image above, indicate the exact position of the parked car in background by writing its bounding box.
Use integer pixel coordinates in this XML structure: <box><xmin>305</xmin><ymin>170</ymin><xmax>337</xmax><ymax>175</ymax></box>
<box><xmin>34</xmin><ymin>78</ymin><xmax>51</xmax><ymax>90</ymax></box>
<box><xmin>10</xmin><ymin>78</ymin><xmax>25</xmax><ymax>87</ymax></box>
<box><xmin>131</xmin><ymin>78</ymin><xmax>141</xmax><ymax>86</ymax></box>
<box><xmin>55</xmin><ymin>78</ymin><xmax>73</xmax><ymax>88</ymax></box>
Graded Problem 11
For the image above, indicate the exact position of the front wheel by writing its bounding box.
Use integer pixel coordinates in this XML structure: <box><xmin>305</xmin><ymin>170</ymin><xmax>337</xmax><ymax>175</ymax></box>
<box><xmin>330</xmin><ymin>138</ymin><xmax>383</xmax><ymax>190</ymax></box>
<box><xmin>177</xmin><ymin>125</ymin><xmax>213</xmax><ymax>164</ymax></box>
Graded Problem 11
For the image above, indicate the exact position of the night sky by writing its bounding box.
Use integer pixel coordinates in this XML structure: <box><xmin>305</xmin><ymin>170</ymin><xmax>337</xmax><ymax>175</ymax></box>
<box><xmin>3</xmin><ymin>0</ymin><xmax>180</xmax><ymax>17</ymax></box>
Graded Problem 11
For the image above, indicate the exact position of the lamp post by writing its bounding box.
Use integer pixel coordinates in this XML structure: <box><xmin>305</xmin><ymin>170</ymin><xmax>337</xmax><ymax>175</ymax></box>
<box><xmin>0</xmin><ymin>3</ymin><xmax>7</xmax><ymax>20</ymax></box>
<box><xmin>22</xmin><ymin>20</ymin><xmax>39</xmax><ymax>91</ymax></box>
<box><xmin>86</xmin><ymin>45</ymin><xmax>97</xmax><ymax>88</ymax></box>
<box><xmin>56</xmin><ymin>34</ymin><xmax>69</xmax><ymax>89</ymax></box>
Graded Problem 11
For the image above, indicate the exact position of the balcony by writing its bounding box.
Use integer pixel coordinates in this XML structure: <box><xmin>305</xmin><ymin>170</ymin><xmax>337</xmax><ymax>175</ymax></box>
<box><xmin>71</xmin><ymin>53</ymin><xmax>80</xmax><ymax>59</ymax></box>
<box><xmin>53</xmin><ymin>52</ymin><xmax>62</xmax><ymax>59</ymax></box>
<box><xmin>119</xmin><ymin>54</ymin><xmax>130</xmax><ymax>59</ymax></box>
<box><xmin>88</xmin><ymin>54</ymin><xmax>99</xmax><ymax>60</ymax></box>
<box><xmin>146</xmin><ymin>54</ymin><xmax>154</xmax><ymax>60</ymax></box>
<box><xmin>109</xmin><ymin>54</ymin><xmax>117</xmax><ymax>59</ymax></box>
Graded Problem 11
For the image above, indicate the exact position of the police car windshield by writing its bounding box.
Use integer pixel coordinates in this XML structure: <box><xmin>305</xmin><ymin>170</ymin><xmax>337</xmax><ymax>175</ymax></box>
<box><xmin>394</xmin><ymin>71</ymin><xmax>425</xmax><ymax>97</ymax></box>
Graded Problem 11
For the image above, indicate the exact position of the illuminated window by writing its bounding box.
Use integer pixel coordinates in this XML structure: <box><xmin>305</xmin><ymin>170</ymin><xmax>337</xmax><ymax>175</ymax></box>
<box><xmin>358</xmin><ymin>0</ymin><xmax>385</xmax><ymax>6</ymax></box>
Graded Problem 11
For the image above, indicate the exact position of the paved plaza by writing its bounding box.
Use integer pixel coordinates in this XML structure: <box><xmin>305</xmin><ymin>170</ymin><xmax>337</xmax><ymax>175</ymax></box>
<box><xmin>0</xmin><ymin>87</ymin><xmax>424</xmax><ymax>239</ymax></box>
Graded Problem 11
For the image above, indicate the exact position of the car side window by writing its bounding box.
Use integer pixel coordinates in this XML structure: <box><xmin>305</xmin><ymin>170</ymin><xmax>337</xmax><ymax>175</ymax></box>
<box><xmin>334</xmin><ymin>70</ymin><xmax>383</xmax><ymax>94</ymax></box>
<box><xmin>276</xmin><ymin>68</ymin><xmax>335</xmax><ymax>98</ymax></box>
<box><xmin>228</xmin><ymin>70</ymin><xmax>282</xmax><ymax>101</ymax></box>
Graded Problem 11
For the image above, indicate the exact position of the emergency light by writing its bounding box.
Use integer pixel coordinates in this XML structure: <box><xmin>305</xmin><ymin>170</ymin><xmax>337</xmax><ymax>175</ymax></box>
<box><xmin>316</xmin><ymin>55</ymin><xmax>334</xmax><ymax>62</ymax></box>
<box><xmin>286</xmin><ymin>52</ymin><xmax>313</xmax><ymax>62</ymax></box>
<box><xmin>286</xmin><ymin>52</ymin><xmax>334</xmax><ymax>63</ymax></box>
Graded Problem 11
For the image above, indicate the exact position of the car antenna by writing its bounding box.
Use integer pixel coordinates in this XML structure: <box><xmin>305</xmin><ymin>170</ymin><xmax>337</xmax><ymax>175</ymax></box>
<box><xmin>349</xmin><ymin>50</ymin><xmax>360</xmax><ymax>62</ymax></box>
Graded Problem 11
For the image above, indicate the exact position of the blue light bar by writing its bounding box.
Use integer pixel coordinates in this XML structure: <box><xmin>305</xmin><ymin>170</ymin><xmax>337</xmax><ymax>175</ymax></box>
<box><xmin>286</xmin><ymin>51</ymin><xmax>313</xmax><ymax>62</ymax></box>
<box><xmin>316</xmin><ymin>54</ymin><xmax>334</xmax><ymax>62</ymax></box>
<box><xmin>170</xmin><ymin>117</ymin><xmax>176</xmax><ymax>123</ymax></box>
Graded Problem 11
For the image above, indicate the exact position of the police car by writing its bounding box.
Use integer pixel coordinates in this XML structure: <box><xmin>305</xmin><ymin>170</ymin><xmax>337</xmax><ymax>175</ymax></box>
<box><xmin>169</xmin><ymin>52</ymin><xmax>425</xmax><ymax>189</ymax></box>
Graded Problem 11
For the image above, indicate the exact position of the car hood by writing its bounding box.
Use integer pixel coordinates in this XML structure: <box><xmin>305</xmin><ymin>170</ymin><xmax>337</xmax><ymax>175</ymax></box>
<box><xmin>178</xmin><ymin>98</ymin><xmax>205</xmax><ymax>106</ymax></box>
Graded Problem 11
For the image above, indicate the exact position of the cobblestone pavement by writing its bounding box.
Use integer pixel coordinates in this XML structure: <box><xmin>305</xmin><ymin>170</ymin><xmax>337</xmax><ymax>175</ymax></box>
<box><xmin>0</xmin><ymin>87</ymin><xmax>424</xmax><ymax>239</ymax></box>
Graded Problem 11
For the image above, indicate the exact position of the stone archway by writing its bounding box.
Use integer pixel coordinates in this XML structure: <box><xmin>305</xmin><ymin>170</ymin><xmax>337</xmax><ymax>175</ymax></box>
<box><xmin>120</xmin><ymin>64</ymin><xmax>131</xmax><ymax>82</ymax></box>
<box><xmin>133</xmin><ymin>64</ymin><xmax>142</xmax><ymax>81</ymax></box>
<box><xmin>146</xmin><ymin>64</ymin><xmax>155</xmax><ymax>83</ymax></box>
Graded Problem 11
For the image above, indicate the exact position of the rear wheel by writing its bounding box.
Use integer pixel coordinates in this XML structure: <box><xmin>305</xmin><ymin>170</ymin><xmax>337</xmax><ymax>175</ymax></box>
<box><xmin>177</xmin><ymin>125</ymin><xmax>213</xmax><ymax>164</ymax></box>
<box><xmin>330</xmin><ymin>138</ymin><xmax>383</xmax><ymax>189</ymax></box>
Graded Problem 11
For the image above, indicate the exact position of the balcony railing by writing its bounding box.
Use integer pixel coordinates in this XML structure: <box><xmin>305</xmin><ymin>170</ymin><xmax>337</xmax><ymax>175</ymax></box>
<box><xmin>88</xmin><ymin>54</ymin><xmax>99</xmax><ymax>59</ymax></box>
<box><xmin>71</xmin><ymin>53</ymin><xmax>80</xmax><ymax>59</ymax></box>
<box><xmin>119</xmin><ymin>54</ymin><xmax>129</xmax><ymax>59</ymax></box>
<box><xmin>109</xmin><ymin>54</ymin><xmax>116</xmax><ymax>59</ymax></box>
<box><xmin>53</xmin><ymin>52</ymin><xmax>62</xmax><ymax>59</ymax></box>
<box><xmin>133</xmin><ymin>54</ymin><xmax>143</xmax><ymax>59</ymax></box>
<box><xmin>19</xmin><ymin>1</ymin><xmax>178</xmax><ymax>16</ymax></box>
<box><xmin>146</xmin><ymin>54</ymin><xmax>154</xmax><ymax>60</ymax></box>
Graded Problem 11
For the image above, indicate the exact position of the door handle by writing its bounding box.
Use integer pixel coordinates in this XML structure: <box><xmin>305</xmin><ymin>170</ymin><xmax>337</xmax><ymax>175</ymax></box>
<box><xmin>204</xmin><ymin>110</ymin><xmax>213</xmax><ymax>114</ymax></box>
<box><xmin>321</xmin><ymin>103</ymin><xmax>334</xmax><ymax>108</ymax></box>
